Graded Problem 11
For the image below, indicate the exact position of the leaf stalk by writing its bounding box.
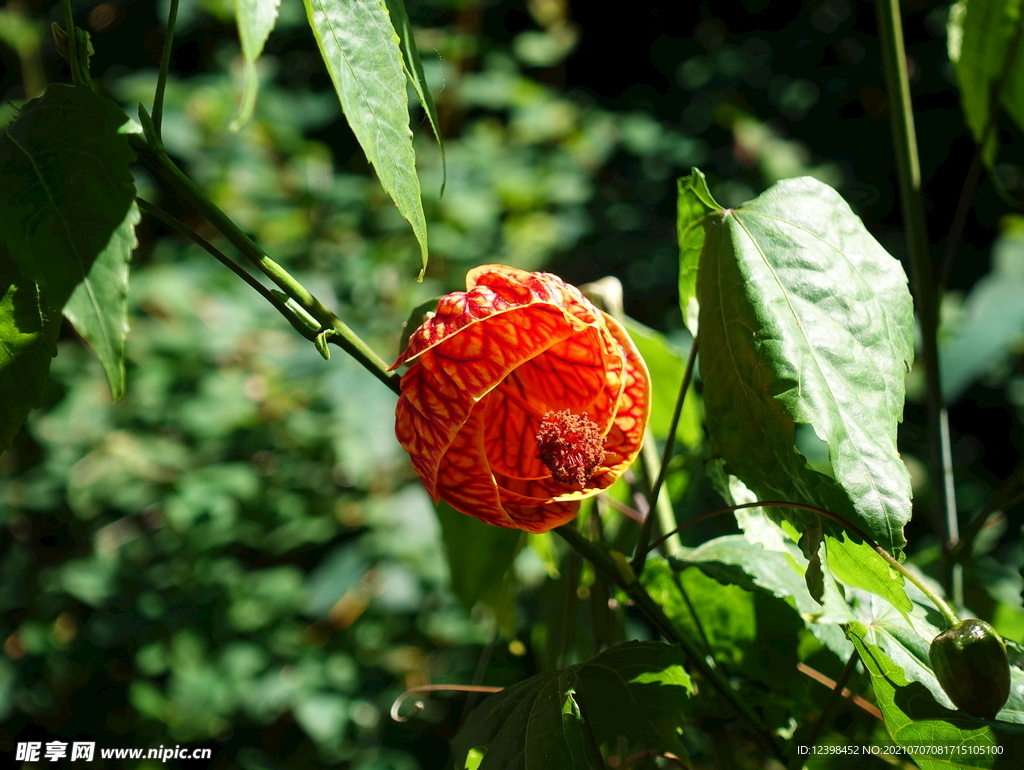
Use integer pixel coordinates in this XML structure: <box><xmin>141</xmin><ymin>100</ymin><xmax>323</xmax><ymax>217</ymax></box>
<box><xmin>648</xmin><ymin>500</ymin><xmax>961</xmax><ymax>628</ymax></box>
<box><xmin>875</xmin><ymin>0</ymin><xmax>959</xmax><ymax>596</ymax></box>
<box><xmin>632</xmin><ymin>337</ymin><xmax>698</xmax><ymax>571</ymax></box>
<box><xmin>152</xmin><ymin>0</ymin><xmax>180</xmax><ymax>140</ymax></box>
<box><xmin>129</xmin><ymin>130</ymin><xmax>400</xmax><ymax>394</ymax></box>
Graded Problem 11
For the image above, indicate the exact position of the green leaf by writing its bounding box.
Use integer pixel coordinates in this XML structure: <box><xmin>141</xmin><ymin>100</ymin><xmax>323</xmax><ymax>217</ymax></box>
<box><xmin>575</xmin><ymin>641</ymin><xmax>692</xmax><ymax>759</ymax></box>
<box><xmin>696</xmin><ymin>176</ymin><xmax>914</xmax><ymax>565</ymax></box>
<box><xmin>435</xmin><ymin>502</ymin><xmax>522</xmax><ymax>634</ymax></box>
<box><xmin>63</xmin><ymin>201</ymin><xmax>139</xmax><ymax>401</ymax></box>
<box><xmin>948</xmin><ymin>0</ymin><xmax>1024</xmax><ymax>166</ymax></box>
<box><xmin>676</xmin><ymin>168</ymin><xmax>720</xmax><ymax>333</ymax></box>
<box><xmin>383</xmin><ymin>0</ymin><xmax>445</xmax><ymax>194</ymax></box>
<box><xmin>230</xmin><ymin>0</ymin><xmax>282</xmax><ymax>130</ymax></box>
<box><xmin>0</xmin><ymin>84</ymin><xmax>136</xmax><ymax>309</ymax></box>
<box><xmin>676</xmin><ymin>536</ymin><xmax>855</xmax><ymax>658</ymax></box>
<box><xmin>303</xmin><ymin>0</ymin><xmax>428</xmax><ymax>278</ymax></box>
<box><xmin>0</xmin><ymin>248</ymin><xmax>61</xmax><ymax>450</ymax></box>
<box><xmin>623</xmin><ymin>316</ymin><xmax>702</xmax><ymax>448</ymax></box>
<box><xmin>451</xmin><ymin>641</ymin><xmax>691</xmax><ymax>769</ymax></box>
<box><xmin>450</xmin><ymin>668</ymin><xmax>601</xmax><ymax>770</ymax></box>
<box><xmin>849</xmin><ymin>621</ymin><xmax>1024</xmax><ymax>768</ymax></box>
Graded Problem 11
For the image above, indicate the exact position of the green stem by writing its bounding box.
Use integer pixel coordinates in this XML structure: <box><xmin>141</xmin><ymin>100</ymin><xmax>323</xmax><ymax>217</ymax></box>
<box><xmin>876</xmin><ymin>0</ymin><xmax>958</xmax><ymax>596</ymax></box>
<box><xmin>60</xmin><ymin>0</ymin><xmax>82</xmax><ymax>86</ymax></box>
<box><xmin>554</xmin><ymin>524</ymin><xmax>783</xmax><ymax>762</ymax></box>
<box><xmin>152</xmin><ymin>0</ymin><xmax>180</xmax><ymax>141</ymax></box>
<box><xmin>632</xmin><ymin>338</ymin><xmax>698</xmax><ymax>571</ymax></box>
<box><xmin>129</xmin><ymin>131</ymin><xmax>401</xmax><ymax>394</ymax></box>
<box><xmin>136</xmin><ymin>198</ymin><xmax>321</xmax><ymax>340</ymax></box>
<box><xmin>648</xmin><ymin>500</ymin><xmax>961</xmax><ymax>628</ymax></box>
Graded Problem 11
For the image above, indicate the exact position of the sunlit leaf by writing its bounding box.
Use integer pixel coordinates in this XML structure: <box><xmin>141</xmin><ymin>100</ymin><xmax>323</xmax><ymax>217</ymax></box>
<box><xmin>0</xmin><ymin>83</ymin><xmax>136</xmax><ymax>308</ymax></box>
<box><xmin>695</xmin><ymin>175</ymin><xmax>914</xmax><ymax>588</ymax></box>
<box><xmin>849</xmin><ymin>622</ymin><xmax>1024</xmax><ymax>767</ymax></box>
<box><xmin>64</xmin><ymin>201</ymin><xmax>139</xmax><ymax>401</ymax></box>
<box><xmin>383</xmin><ymin>0</ymin><xmax>445</xmax><ymax>193</ymax></box>
<box><xmin>230</xmin><ymin>0</ymin><xmax>282</xmax><ymax>130</ymax></box>
<box><xmin>676</xmin><ymin>536</ymin><xmax>854</xmax><ymax>658</ymax></box>
<box><xmin>303</xmin><ymin>0</ymin><xmax>428</xmax><ymax>278</ymax></box>
<box><xmin>940</xmin><ymin>224</ymin><xmax>1024</xmax><ymax>402</ymax></box>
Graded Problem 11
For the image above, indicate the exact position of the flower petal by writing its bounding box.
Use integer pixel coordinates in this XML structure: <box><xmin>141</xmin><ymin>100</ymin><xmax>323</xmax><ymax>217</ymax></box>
<box><xmin>595</xmin><ymin>311</ymin><xmax>651</xmax><ymax>479</ymax></box>
<box><xmin>434</xmin><ymin>409</ymin><xmax>517</xmax><ymax>527</ymax></box>
<box><xmin>396</xmin><ymin>303</ymin><xmax>585</xmax><ymax>498</ymax></box>
<box><xmin>392</xmin><ymin>265</ymin><xmax>597</xmax><ymax>369</ymax></box>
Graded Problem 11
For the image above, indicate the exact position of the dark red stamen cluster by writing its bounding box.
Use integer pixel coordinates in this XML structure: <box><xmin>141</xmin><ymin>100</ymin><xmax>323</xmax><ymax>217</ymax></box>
<box><xmin>535</xmin><ymin>410</ymin><xmax>605</xmax><ymax>486</ymax></box>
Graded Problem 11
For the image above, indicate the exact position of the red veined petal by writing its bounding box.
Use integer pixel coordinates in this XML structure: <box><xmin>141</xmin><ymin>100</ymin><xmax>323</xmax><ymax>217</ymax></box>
<box><xmin>395</xmin><ymin>303</ymin><xmax>584</xmax><ymax>498</ymax></box>
<box><xmin>392</xmin><ymin>265</ymin><xmax>597</xmax><ymax>369</ymax></box>
<box><xmin>596</xmin><ymin>311</ymin><xmax>651</xmax><ymax>477</ymax></box>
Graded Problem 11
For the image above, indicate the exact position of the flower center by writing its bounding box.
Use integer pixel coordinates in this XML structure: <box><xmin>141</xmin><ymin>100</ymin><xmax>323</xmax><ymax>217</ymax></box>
<box><xmin>535</xmin><ymin>410</ymin><xmax>605</xmax><ymax>486</ymax></box>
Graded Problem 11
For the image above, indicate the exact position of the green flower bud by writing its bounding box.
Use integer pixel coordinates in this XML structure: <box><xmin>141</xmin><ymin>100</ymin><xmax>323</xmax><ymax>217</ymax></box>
<box><xmin>929</xmin><ymin>619</ymin><xmax>1010</xmax><ymax>720</ymax></box>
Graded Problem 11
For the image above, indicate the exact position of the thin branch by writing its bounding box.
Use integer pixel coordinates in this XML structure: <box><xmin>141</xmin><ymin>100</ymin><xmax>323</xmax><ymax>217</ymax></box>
<box><xmin>152</xmin><ymin>0</ymin><xmax>180</xmax><ymax>140</ymax></box>
<box><xmin>789</xmin><ymin>652</ymin><xmax>862</xmax><ymax>770</ymax></box>
<box><xmin>632</xmin><ymin>338</ymin><xmax>698</xmax><ymax>571</ymax></box>
<box><xmin>876</xmin><ymin>0</ymin><xmax>958</xmax><ymax>596</ymax></box>
<box><xmin>796</xmin><ymin>660</ymin><xmax>881</xmax><ymax>721</ymax></box>
<box><xmin>389</xmin><ymin>684</ymin><xmax>503</xmax><ymax>722</ymax></box>
<box><xmin>600</xmin><ymin>493</ymin><xmax>644</xmax><ymax>523</ymax></box>
<box><xmin>136</xmin><ymin>199</ymin><xmax>319</xmax><ymax>338</ymax></box>
<box><xmin>130</xmin><ymin>132</ymin><xmax>401</xmax><ymax>394</ymax></box>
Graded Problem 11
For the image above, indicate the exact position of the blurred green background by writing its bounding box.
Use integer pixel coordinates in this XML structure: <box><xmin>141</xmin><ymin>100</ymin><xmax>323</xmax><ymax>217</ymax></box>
<box><xmin>3</xmin><ymin>0</ymin><xmax>1024</xmax><ymax>767</ymax></box>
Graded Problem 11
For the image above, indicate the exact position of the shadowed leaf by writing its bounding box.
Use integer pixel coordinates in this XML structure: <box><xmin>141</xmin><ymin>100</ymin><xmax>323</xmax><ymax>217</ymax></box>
<box><xmin>0</xmin><ymin>83</ymin><xmax>135</xmax><ymax>309</ymax></box>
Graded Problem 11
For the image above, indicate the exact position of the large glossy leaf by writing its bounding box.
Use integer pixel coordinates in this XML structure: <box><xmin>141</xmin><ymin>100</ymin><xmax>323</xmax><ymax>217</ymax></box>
<box><xmin>434</xmin><ymin>502</ymin><xmax>522</xmax><ymax>634</ymax></box>
<box><xmin>0</xmin><ymin>248</ymin><xmax>61</xmax><ymax>449</ymax></box>
<box><xmin>0</xmin><ymin>84</ymin><xmax>136</xmax><ymax>309</ymax></box>
<box><xmin>849</xmin><ymin>622</ymin><xmax>1024</xmax><ymax>768</ymax></box>
<box><xmin>695</xmin><ymin>176</ymin><xmax>914</xmax><ymax>569</ymax></box>
<box><xmin>230</xmin><ymin>0</ymin><xmax>282</xmax><ymax>130</ymax></box>
<box><xmin>948</xmin><ymin>0</ymin><xmax>1024</xmax><ymax>165</ymax></box>
<box><xmin>303</xmin><ymin>0</ymin><xmax>428</xmax><ymax>278</ymax></box>
<box><xmin>451</xmin><ymin>641</ymin><xmax>691</xmax><ymax>769</ymax></box>
<box><xmin>63</xmin><ymin>201</ymin><xmax>139</xmax><ymax>401</ymax></box>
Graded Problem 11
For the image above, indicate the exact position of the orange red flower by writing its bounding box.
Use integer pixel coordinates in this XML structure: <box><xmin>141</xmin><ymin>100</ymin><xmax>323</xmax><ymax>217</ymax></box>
<box><xmin>391</xmin><ymin>265</ymin><xmax>651</xmax><ymax>533</ymax></box>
